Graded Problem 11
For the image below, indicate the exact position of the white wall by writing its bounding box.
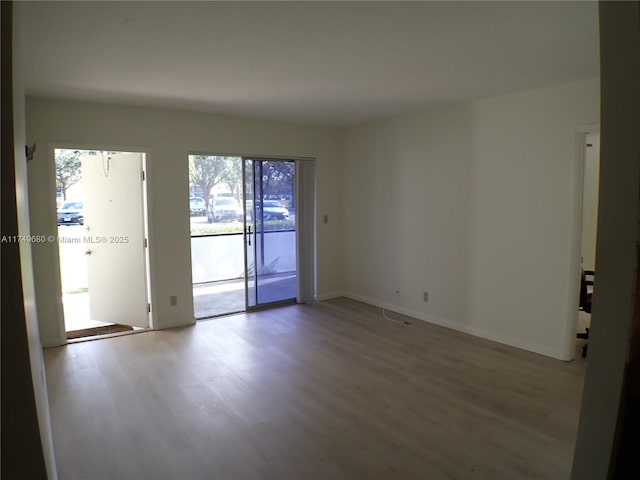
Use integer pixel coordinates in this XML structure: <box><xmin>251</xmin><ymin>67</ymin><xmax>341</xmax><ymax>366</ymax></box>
<box><xmin>12</xmin><ymin>4</ymin><xmax>58</xmax><ymax>477</ymax></box>
<box><xmin>343</xmin><ymin>78</ymin><xmax>599</xmax><ymax>360</ymax></box>
<box><xmin>26</xmin><ymin>98</ymin><xmax>343</xmax><ymax>346</ymax></box>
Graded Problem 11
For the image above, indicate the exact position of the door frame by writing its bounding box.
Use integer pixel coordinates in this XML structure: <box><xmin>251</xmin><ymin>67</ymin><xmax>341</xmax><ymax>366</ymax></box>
<box><xmin>50</xmin><ymin>143</ymin><xmax>154</xmax><ymax>343</ymax></box>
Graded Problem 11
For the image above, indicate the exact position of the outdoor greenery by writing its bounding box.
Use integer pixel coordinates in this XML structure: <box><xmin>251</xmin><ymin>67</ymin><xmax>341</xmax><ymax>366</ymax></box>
<box><xmin>189</xmin><ymin>155</ymin><xmax>236</xmax><ymax>208</ymax></box>
<box><xmin>189</xmin><ymin>156</ymin><xmax>295</xmax><ymax>209</ymax></box>
<box><xmin>55</xmin><ymin>150</ymin><xmax>83</xmax><ymax>201</ymax></box>
<box><xmin>224</xmin><ymin>158</ymin><xmax>243</xmax><ymax>201</ymax></box>
<box><xmin>65</xmin><ymin>287</ymin><xmax>89</xmax><ymax>295</ymax></box>
<box><xmin>191</xmin><ymin>219</ymin><xmax>295</xmax><ymax>236</ymax></box>
<box><xmin>257</xmin><ymin>161</ymin><xmax>295</xmax><ymax>203</ymax></box>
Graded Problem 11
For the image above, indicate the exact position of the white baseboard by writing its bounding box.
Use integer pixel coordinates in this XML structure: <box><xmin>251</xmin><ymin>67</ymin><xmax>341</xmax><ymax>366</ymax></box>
<box><xmin>342</xmin><ymin>291</ymin><xmax>564</xmax><ymax>360</ymax></box>
<box><xmin>316</xmin><ymin>290</ymin><xmax>345</xmax><ymax>301</ymax></box>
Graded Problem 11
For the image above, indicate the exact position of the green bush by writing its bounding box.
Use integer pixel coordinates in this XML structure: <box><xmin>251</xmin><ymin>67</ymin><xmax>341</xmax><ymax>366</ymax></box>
<box><xmin>191</xmin><ymin>219</ymin><xmax>295</xmax><ymax>236</ymax></box>
<box><xmin>191</xmin><ymin>223</ymin><xmax>242</xmax><ymax>235</ymax></box>
<box><xmin>261</xmin><ymin>219</ymin><xmax>295</xmax><ymax>231</ymax></box>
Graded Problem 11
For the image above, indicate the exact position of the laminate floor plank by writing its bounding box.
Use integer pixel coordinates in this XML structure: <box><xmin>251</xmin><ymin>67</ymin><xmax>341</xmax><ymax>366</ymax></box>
<box><xmin>44</xmin><ymin>297</ymin><xmax>585</xmax><ymax>480</ymax></box>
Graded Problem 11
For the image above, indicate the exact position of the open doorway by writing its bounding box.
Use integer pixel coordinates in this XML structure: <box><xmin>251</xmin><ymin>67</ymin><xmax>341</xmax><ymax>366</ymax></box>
<box><xmin>190</xmin><ymin>154</ymin><xmax>304</xmax><ymax>319</ymax></box>
<box><xmin>576</xmin><ymin>132</ymin><xmax>600</xmax><ymax>354</ymax></box>
<box><xmin>55</xmin><ymin>148</ymin><xmax>150</xmax><ymax>340</ymax></box>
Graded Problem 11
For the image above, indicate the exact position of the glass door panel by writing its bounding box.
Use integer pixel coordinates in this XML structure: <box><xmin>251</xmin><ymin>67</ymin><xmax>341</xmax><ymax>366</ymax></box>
<box><xmin>243</xmin><ymin>158</ymin><xmax>297</xmax><ymax>309</ymax></box>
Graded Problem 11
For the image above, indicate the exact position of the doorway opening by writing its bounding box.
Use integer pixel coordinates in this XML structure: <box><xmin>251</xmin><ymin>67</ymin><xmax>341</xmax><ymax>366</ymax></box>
<box><xmin>576</xmin><ymin>132</ymin><xmax>600</xmax><ymax>355</ymax></box>
<box><xmin>190</xmin><ymin>155</ymin><xmax>305</xmax><ymax>318</ymax></box>
<box><xmin>55</xmin><ymin>148</ymin><xmax>150</xmax><ymax>340</ymax></box>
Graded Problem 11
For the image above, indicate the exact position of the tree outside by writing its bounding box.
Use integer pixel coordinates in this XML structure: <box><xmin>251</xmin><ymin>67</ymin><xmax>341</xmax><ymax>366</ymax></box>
<box><xmin>188</xmin><ymin>156</ymin><xmax>294</xmax><ymax>208</ymax></box>
<box><xmin>224</xmin><ymin>158</ymin><xmax>243</xmax><ymax>202</ymax></box>
<box><xmin>55</xmin><ymin>150</ymin><xmax>83</xmax><ymax>201</ymax></box>
<box><xmin>260</xmin><ymin>161</ymin><xmax>294</xmax><ymax>207</ymax></box>
<box><xmin>189</xmin><ymin>155</ymin><xmax>238</xmax><ymax>207</ymax></box>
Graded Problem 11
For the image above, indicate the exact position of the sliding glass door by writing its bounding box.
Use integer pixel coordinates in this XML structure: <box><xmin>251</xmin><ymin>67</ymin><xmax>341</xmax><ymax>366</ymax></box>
<box><xmin>244</xmin><ymin>158</ymin><xmax>297</xmax><ymax>309</ymax></box>
<box><xmin>191</xmin><ymin>154</ymin><xmax>313</xmax><ymax>319</ymax></box>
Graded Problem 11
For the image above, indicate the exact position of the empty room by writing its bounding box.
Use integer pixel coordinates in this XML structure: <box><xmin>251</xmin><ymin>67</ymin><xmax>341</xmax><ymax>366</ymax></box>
<box><xmin>3</xmin><ymin>1</ymin><xmax>639</xmax><ymax>480</ymax></box>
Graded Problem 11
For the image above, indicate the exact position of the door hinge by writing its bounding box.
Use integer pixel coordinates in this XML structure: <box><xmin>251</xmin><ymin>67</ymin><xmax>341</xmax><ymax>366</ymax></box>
<box><xmin>141</xmin><ymin>170</ymin><xmax>146</xmax><ymax>181</ymax></box>
<box><xmin>147</xmin><ymin>303</ymin><xmax>151</xmax><ymax>313</ymax></box>
<box><xmin>144</xmin><ymin>238</ymin><xmax>148</xmax><ymax>248</ymax></box>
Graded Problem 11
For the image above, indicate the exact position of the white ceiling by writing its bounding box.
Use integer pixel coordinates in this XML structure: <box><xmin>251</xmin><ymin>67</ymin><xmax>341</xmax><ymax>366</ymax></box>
<box><xmin>18</xmin><ymin>1</ymin><xmax>599</xmax><ymax>127</ymax></box>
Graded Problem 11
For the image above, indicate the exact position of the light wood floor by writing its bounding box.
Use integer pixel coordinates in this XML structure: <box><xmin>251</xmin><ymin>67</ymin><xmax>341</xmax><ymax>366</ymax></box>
<box><xmin>44</xmin><ymin>298</ymin><xmax>586</xmax><ymax>480</ymax></box>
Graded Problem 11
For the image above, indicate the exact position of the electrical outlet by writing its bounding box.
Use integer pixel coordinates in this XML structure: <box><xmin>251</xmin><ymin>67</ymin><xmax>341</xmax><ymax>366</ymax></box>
<box><xmin>423</xmin><ymin>291</ymin><xmax>429</xmax><ymax>302</ymax></box>
<box><xmin>170</xmin><ymin>295</ymin><xmax>178</xmax><ymax>306</ymax></box>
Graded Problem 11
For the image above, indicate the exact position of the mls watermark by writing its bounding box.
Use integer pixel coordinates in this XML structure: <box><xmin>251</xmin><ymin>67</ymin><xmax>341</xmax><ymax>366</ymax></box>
<box><xmin>1</xmin><ymin>235</ymin><xmax>130</xmax><ymax>244</ymax></box>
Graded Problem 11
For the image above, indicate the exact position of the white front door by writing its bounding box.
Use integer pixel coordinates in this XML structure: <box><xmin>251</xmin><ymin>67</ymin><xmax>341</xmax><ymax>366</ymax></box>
<box><xmin>81</xmin><ymin>152</ymin><xmax>148</xmax><ymax>328</ymax></box>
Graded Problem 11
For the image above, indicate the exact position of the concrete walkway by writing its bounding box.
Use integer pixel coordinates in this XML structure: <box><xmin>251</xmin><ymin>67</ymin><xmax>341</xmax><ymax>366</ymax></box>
<box><xmin>194</xmin><ymin>274</ymin><xmax>296</xmax><ymax>319</ymax></box>
<box><xmin>62</xmin><ymin>292</ymin><xmax>113</xmax><ymax>331</ymax></box>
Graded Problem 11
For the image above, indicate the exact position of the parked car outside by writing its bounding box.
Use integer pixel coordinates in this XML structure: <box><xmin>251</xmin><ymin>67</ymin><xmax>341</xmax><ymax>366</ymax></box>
<box><xmin>261</xmin><ymin>200</ymin><xmax>289</xmax><ymax>220</ymax></box>
<box><xmin>207</xmin><ymin>197</ymin><xmax>243</xmax><ymax>223</ymax></box>
<box><xmin>190</xmin><ymin>196</ymin><xmax>206</xmax><ymax>216</ymax></box>
<box><xmin>57</xmin><ymin>201</ymin><xmax>84</xmax><ymax>225</ymax></box>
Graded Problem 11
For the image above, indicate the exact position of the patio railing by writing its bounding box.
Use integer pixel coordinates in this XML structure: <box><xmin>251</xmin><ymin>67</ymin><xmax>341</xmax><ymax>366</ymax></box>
<box><xmin>191</xmin><ymin>230</ymin><xmax>296</xmax><ymax>284</ymax></box>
